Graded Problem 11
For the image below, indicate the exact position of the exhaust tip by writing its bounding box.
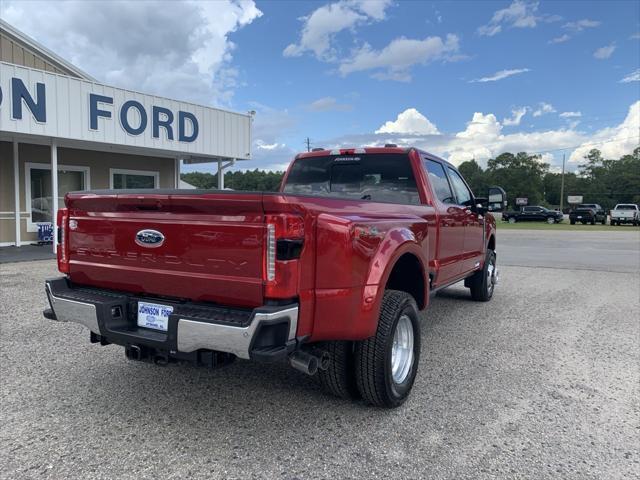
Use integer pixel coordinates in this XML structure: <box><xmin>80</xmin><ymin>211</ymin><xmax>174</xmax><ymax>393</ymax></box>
<box><xmin>289</xmin><ymin>351</ymin><xmax>319</xmax><ymax>376</ymax></box>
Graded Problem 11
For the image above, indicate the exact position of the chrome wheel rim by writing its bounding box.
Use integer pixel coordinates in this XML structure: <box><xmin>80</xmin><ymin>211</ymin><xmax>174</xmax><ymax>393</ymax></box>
<box><xmin>391</xmin><ymin>314</ymin><xmax>414</xmax><ymax>384</ymax></box>
<box><xmin>547</xmin><ymin>217</ymin><xmax>554</xmax><ymax>224</ymax></box>
<box><xmin>487</xmin><ymin>258</ymin><xmax>496</xmax><ymax>295</ymax></box>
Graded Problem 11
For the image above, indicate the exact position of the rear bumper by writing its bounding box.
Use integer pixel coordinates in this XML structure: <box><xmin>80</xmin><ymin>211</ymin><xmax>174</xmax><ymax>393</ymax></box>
<box><xmin>44</xmin><ymin>277</ymin><xmax>298</xmax><ymax>361</ymax></box>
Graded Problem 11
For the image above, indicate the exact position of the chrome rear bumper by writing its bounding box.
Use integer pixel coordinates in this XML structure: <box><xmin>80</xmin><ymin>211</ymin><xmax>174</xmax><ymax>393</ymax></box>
<box><xmin>45</xmin><ymin>278</ymin><xmax>298</xmax><ymax>360</ymax></box>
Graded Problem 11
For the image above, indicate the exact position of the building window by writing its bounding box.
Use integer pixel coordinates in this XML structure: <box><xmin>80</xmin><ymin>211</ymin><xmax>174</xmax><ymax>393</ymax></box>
<box><xmin>25</xmin><ymin>162</ymin><xmax>90</xmax><ymax>232</ymax></box>
<box><xmin>110</xmin><ymin>169</ymin><xmax>159</xmax><ymax>189</ymax></box>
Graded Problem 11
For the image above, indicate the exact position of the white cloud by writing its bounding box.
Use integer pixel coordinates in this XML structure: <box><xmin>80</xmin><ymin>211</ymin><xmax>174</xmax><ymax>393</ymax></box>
<box><xmin>469</xmin><ymin>68</ymin><xmax>530</xmax><ymax>83</ymax></box>
<box><xmin>375</xmin><ymin>108</ymin><xmax>440</xmax><ymax>135</ymax></box>
<box><xmin>620</xmin><ymin>69</ymin><xmax>640</xmax><ymax>83</ymax></box>
<box><xmin>631</xmin><ymin>32</ymin><xmax>640</xmax><ymax>40</ymax></box>
<box><xmin>563</xmin><ymin>19</ymin><xmax>600</xmax><ymax>31</ymax></box>
<box><xmin>532</xmin><ymin>102</ymin><xmax>556</xmax><ymax>117</ymax></box>
<box><xmin>593</xmin><ymin>43</ymin><xmax>616</xmax><ymax>59</ymax></box>
<box><xmin>316</xmin><ymin>100</ymin><xmax>638</xmax><ymax>172</ymax></box>
<box><xmin>283</xmin><ymin>0</ymin><xmax>392</xmax><ymax>60</ymax></box>
<box><xmin>477</xmin><ymin>1</ymin><xmax>558</xmax><ymax>36</ymax></box>
<box><xmin>549</xmin><ymin>34</ymin><xmax>571</xmax><ymax>44</ymax></box>
<box><xmin>1</xmin><ymin>0</ymin><xmax>262</xmax><ymax>106</ymax></box>
<box><xmin>255</xmin><ymin>140</ymin><xmax>284</xmax><ymax>151</ymax></box>
<box><xmin>306</xmin><ymin>96</ymin><xmax>352</xmax><ymax>112</ymax></box>
<box><xmin>503</xmin><ymin>107</ymin><xmax>528</xmax><ymax>126</ymax></box>
<box><xmin>338</xmin><ymin>34</ymin><xmax>461</xmax><ymax>81</ymax></box>
<box><xmin>248</xmin><ymin>102</ymin><xmax>297</xmax><ymax>145</ymax></box>
<box><xmin>560</xmin><ymin>111</ymin><xmax>582</xmax><ymax>118</ymax></box>
<box><xmin>569</xmin><ymin>101</ymin><xmax>640</xmax><ymax>162</ymax></box>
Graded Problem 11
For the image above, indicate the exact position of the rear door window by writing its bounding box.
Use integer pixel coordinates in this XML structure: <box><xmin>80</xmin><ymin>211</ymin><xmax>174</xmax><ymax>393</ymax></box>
<box><xmin>283</xmin><ymin>154</ymin><xmax>420</xmax><ymax>204</ymax></box>
<box><xmin>424</xmin><ymin>159</ymin><xmax>455</xmax><ymax>204</ymax></box>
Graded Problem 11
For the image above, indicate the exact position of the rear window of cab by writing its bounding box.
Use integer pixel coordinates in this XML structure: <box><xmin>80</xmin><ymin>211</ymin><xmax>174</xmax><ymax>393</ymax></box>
<box><xmin>283</xmin><ymin>154</ymin><xmax>420</xmax><ymax>205</ymax></box>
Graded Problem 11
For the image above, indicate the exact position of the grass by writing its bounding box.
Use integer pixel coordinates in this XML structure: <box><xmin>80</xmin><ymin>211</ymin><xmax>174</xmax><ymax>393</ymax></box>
<box><xmin>496</xmin><ymin>221</ymin><xmax>639</xmax><ymax>231</ymax></box>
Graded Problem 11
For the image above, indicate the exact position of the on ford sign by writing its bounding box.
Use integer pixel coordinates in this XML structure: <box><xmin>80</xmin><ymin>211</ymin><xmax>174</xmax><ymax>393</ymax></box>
<box><xmin>135</xmin><ymin>229</ymin><xmax>165</xmax><ymax>248</ymax></box>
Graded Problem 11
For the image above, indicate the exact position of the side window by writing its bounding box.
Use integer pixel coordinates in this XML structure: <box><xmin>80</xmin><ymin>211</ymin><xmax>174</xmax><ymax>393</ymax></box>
<box><xmin>424</xmin><ymin>159</ymin><xmax>455</xmax><ymax>204</ymax></box>
<box><xmin>447</xmin><ymin>167</ymin><xmax>473</xmax><ymax>206</ymax></box>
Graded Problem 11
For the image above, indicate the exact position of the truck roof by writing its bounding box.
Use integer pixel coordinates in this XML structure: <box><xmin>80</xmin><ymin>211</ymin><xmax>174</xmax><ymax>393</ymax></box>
<box><xmin>294</xmin><ymin>146</ymin><xmax>453</xmax><ymax>168</ymax></box>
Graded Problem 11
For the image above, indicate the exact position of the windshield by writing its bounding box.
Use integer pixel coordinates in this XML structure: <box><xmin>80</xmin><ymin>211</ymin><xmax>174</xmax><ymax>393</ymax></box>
<box><xmin>577</xmin><ymin>204</ymin><xmax>596</xmax><ymax>209</ymax></box>
<box><xmin>283</xmin><ymin>154</ymin><xmax>420</xmax><ymax>204</ymax></box>
<box><xmin>615</xmin><ymin>205</ymin><xmax>637</xmax><ymax>210</ymax></box>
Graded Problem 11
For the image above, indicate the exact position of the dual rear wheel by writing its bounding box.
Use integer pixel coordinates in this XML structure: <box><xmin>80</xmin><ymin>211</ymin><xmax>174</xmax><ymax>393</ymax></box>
<box><xmin>317</xmin><ymin>290</ymin><xmax>420</xmax><ymax>408</ymax></box>
<box><xmin>318</xmin><ymin>249</ymin><xmax>497</xmax><ymax>407</ymax></box>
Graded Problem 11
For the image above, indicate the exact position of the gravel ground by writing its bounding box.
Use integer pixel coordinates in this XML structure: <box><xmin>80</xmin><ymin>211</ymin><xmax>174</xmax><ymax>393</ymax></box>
<box><xmin>1</xmin><ymin>232</ymin><xmax>639</xmax><ymax>479</ymax></box>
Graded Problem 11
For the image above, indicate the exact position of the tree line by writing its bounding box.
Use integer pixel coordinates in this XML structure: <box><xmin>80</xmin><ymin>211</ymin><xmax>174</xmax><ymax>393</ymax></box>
<box><xmin>181</xmin><ymin>169</ymin><xmax>284</xmax><ymax>192</ymax></box>
<box><xmin>459</xmin><ymin>147</ymin><xmax>640</xmax><ymax>211</ymax></box>
<box><xmin>181</xmin><ymin>147</ymin><xmax>640</xmax><ymax>211</ymax></box>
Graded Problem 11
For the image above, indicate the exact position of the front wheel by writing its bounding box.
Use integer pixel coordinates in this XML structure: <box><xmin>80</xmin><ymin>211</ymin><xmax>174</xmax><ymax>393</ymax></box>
<box><xmin>570</xmin><ymin>219</ymin><xmax>576</xmax><ymax>225</ymax></box>
<box><xmin>611</xmin><ymin>220</ymin><xmax>617</xmax><ymax>226</ymax></box>
<box><xmin>468</xmin><ymin>249</ymin><xmax>497</xmax><ymax>302</ymax></box>
<box><xmin>508</xmin><ymin>217</ymin><xmax>516</xmax><ymax>224</ymax></box>
<box><xmin>355</xmin><ymin>290</ymin><xmax>420</xmax><ymax>408</ymax></box>
<box><xmin>546</xmin><ymin>217</ymin><xmax>556</xmax><ymax>224</ymax></box>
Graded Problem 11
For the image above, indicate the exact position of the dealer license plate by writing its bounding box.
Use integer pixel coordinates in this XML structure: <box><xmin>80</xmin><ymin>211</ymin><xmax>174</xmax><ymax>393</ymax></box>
<box><xmin>137</xmin><ymin>301</ymin><xmax>173</xmax><ymax>331</ymax></box>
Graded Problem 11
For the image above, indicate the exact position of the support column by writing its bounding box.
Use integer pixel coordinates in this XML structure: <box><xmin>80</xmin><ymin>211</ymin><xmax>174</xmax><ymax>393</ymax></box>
<box><xmin>175</xmin><ymin>158</ymin><xmax>181</xmax><ymax>188</ymax></box>
<box><xmin>51</xmin><ymin>141</ymin><xmax>58</xmax><ymax>253</ymax></box>
<box><xmin>217</xmin><ymin>159</ymin><xmax>224</xmax><ymax>190</ymax></box>
<box><xmin>13</xmin><ymin>141</ymin><xmax>20</xmax><ymax>247</ymax></box>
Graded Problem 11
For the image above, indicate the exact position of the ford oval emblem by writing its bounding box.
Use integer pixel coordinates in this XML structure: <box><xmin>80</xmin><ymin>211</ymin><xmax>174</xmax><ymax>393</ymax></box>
<box><xmin>135</xmin><ymin>229</ymin><xmax>165</xmax><ymax>248</ymax></box>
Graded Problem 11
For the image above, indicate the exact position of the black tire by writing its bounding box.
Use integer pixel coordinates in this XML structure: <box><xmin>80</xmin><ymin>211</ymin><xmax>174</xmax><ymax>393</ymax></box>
<box><xmin>468</xmin><ymin>249</ymin><xmax>497</xmax><ymax>302</ymax></box>
<box><xmin>611</xmin><ymin>220</ymin><xmax>617</xmax><ymax>226</ymax></box>
<box><xmin>355</xmin><ymin>290</ymin><xmax>420</xmax><ymax>408</ymax></box>
<box><xmin>590</xmin><ymin>219</ymin><xmax>595</xmax><ymax>225</ymax></box>
<box><xmin>316</xmin><ymin>341</ymin><xmax>360</xmax><ymax>400</ymax></box>
<box><xmin>570</xmin><ymin>219</ymin><xmax>576</xmax><ymax>225</ymax></box>
<box><xmin>508</xmin><ymin>217</ymin><xmax>516</xmax><ymax>224</ymax></box>
<box><xmin>601</xmin><ymin>218</ymin><xmax>606</xmax><ymax>225</ymax></box>
<box><xmin>546</xmin><ymin>217</ymin><xmax>555</xmax><ymax>224</ymax></box>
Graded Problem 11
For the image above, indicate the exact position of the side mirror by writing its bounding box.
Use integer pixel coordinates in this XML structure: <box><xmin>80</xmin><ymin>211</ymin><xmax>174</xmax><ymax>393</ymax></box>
<box><xmin>488</xmin><ymin>186</ymin><xmax>507</xmax><ymax>212</ymax></box>
<box><xmin>470</xmin><ymin>198</ymin><xmax>488</xmax><ymax>215</ymax></box>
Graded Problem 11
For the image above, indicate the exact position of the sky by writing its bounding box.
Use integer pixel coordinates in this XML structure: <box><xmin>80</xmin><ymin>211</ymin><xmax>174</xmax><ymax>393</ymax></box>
<box><xmin>2</xmin><ymin>0</ymin><xmax>639</xmax><ymax>174</ymax></box>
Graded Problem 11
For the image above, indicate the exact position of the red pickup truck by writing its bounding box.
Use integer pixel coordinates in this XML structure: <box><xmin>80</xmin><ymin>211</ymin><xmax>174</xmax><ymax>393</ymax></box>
<box><xmin>44</xmin><ymin>146</ymin><xmax>500</xmax><ymax>407</ymax></box>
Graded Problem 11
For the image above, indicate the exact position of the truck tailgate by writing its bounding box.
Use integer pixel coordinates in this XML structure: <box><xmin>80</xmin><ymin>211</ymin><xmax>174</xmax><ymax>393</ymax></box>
<box><xmin>65</xmin><ymin>191</ymin><xmax>265</xmax><ymax>307</ymax></box>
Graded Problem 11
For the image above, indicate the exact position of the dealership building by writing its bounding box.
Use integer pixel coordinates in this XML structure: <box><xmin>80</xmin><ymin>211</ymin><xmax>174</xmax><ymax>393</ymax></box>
<box><xmin>0</xmin><ymin>20</ymin><xmax>252</xmax><ymax>248</ymax></box>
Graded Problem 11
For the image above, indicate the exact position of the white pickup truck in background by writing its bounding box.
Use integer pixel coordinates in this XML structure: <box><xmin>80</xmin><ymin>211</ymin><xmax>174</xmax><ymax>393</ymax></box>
<box><xmin>610</xmin><ymin>204</ymin><xmax>640</xmax><ymax>226</ymax></box>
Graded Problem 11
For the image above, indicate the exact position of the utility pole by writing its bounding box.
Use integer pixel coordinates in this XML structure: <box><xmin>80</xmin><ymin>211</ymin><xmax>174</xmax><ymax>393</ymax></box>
<box><xmin>559</xmin><ymin>153</ymin><xmax>566</xmax><ymax>213</ymax></box>
<box><xmin>305</xmin><ymin>137</ymin><xmax>311</xmax><ymax>152</ymax></box>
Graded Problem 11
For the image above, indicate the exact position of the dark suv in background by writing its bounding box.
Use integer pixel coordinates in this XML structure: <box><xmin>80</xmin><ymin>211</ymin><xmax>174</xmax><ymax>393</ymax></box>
<box><xmin>569</xmin><ymin>204</ymin><xmax>607</xmax><ymax>225</ymax></box>
<box><xmin>502</xmin><ymin>206</ymin><xmax>564</xmax><ymax>224</ymax></box>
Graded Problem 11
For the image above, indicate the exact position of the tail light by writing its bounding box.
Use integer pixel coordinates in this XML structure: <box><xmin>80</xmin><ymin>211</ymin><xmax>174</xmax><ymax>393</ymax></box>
<box><xmin>263</xmin><ymin>214</ymin><xmax>304</xmax><ymax>299</ymax></box>
<box><xmin>56</xmin><ymin>208</ymin><xmax>70</xmax><ymax>273</ymax></box>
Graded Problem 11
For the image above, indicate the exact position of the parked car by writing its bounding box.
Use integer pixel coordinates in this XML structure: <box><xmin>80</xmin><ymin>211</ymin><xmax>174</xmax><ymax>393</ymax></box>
<box><xmin>610</xmin><ymin>204</ymin><xmax>639</xmax><ymax>226</ymax></box>
<box><xmin>569</xmin><ymin>204</ymin><xmax>607</xmax><ymax>225</ymax></box>
<box><xmin>43</xmin><ymin>146</ymin><xmax>503</xmax><ymax>408</ymax></box>
<box><xmin>502</xmin><ymin>205</ymin><xmax>564</xmax><ymax>224</ymax></box>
